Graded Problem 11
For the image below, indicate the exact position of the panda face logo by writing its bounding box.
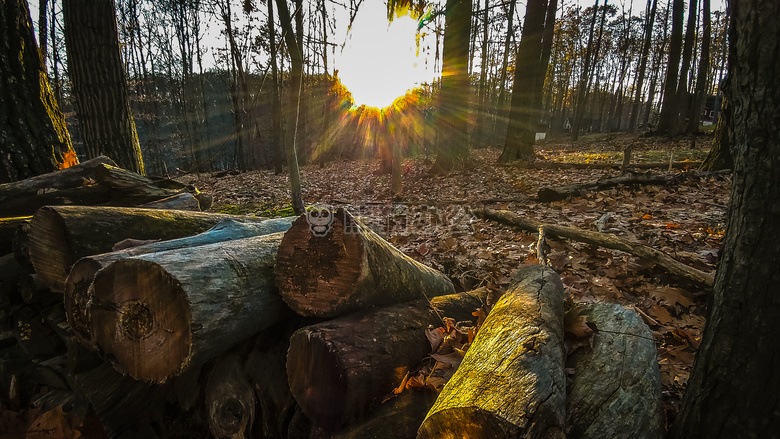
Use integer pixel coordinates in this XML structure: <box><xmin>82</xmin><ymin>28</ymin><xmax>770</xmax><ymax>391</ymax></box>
<box><xmin>306</xmin><ymin>207</ymin><xmax>334</xmax><ymax>237</ymax></box>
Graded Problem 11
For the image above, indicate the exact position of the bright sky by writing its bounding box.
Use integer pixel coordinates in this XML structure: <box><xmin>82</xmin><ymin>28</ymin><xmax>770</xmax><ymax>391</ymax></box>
<box><xmin>332</xmin><ymin>2</ymin><xmax>437</xmax><ymax>109</ymax></box>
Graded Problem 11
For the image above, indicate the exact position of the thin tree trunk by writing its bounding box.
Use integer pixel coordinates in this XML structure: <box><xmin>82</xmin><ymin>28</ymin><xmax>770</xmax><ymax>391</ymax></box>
<box><xmin>629</xmin><ymin>0</ymin><xmax>658</xmax><ymax>132</ymax></box>
<box><xmin>657</xmin><ymin>0</ymin><xmax>684</xmax><ymax>134</ymax></box>
<box><xmin>268</xmin><ymin>0</ymin><xmax>283</xmax><ymax>174</ymax></box>
<box><xmin>571</xmin><ymin>0</ymin><xmax>600</xmax><ymax>141</ymax></box>
<box><xmin>275</xmin><ymin>0</ymin><xmax>305</xmax><ymax>214</ymax></box>
<box><xmin>670</xmin><ymin>0</ymin><xmax>698</xmax><ymax>135</ymax></box>
<box><xmin>686</xmin><ymin>0</ymin><xmax>710</xmax><ymax>134</ymax></box>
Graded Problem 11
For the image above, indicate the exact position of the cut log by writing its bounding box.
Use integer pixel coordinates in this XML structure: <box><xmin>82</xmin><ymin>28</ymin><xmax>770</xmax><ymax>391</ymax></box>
<box><xmin>0</xmin><ymin>156</ymin><xmax>117</xmax><ymax>217</ymax></box>
<box><xmin>287</xmin><ymin>288</ymin><xmax>487</xmax><ymax>429</ymax></box>
<box><xmin>138</xmin><ymin>192</ymin><xmax>201</xmax><ymax>211</ymax></box>
<box><xmin>565</xmin><ymin>303</ymin><xmax>664</xmax><ymax>439</ymax></box>
<box><xmin>418</xmin><ymin>265</ymin><xmax>566</xmax><ymax>439</ymax></box>
<box><xmin>326</xmin><ymin>391</ymin><xmax>438</xmax><ymax>439</ymax></box>
<box><xmin>12</xmin><ymin>221</ymin><xmax>33</xmax><ymax>271</ymax></box>
<box><xmin>275</xmin><ymin>209</ymin><xmax>455</xmax><ymax>317</ymax></box>
<box><xmin>89</xmin><ymin>232</ymin><xmax>287</xmax><ymax>382</ymax></box>
<box><xmin>0</xmin><ymin>216</ymin><xmax>30</xmax><ymax>254</ymax></box>
<box><xmin>94</xmin><ymin>163</ymin><xmax>182</xmax><ymax>205</ymax></box>
<box><xmin>64</xmin><ymin>217</ymin><xmax>294</xmax><ymax>345</ymax></box>
<box><xmin>28</xmin><ymin>205</ymin><xmax>270</xmax><ymax>292</ymax></box>
<box><xmin>206</xmin><ymin>351</ymin><xmax>256</xmax><ymax>439</ymax></box>
<box><xmin>537</xmin><ymin>170</ymin><xmax>728</xmax><ymax>202</ymax></box>
<box><xmin>474</xmin><ymin>208</ymin><xmax>715</xmax><ymax>288</ymax></box>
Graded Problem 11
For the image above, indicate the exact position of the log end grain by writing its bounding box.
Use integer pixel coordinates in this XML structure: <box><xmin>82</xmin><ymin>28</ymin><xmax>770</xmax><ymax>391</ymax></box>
<box><xmin>90</xmin><ymin>259</ymin><xmax>192</xmax><ymax>382</ymax></box>
<box><xmin>274</xmin><ymin>212</ymin><xmax>363</xmax><ymax>317</ymax></box>
<box><xmin>29</xmin><ymin>207</ymin><xmax>72</xmax><ymax>292</ymax></box>
<box><xmin>417</xmin><ymin>407</ymin><xmax>522</xmax><ymax>439</ymax></box>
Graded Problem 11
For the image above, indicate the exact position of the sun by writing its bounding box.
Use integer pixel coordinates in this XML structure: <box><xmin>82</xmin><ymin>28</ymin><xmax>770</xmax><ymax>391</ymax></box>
<box><xmin>335</xmin><ymin>3</ymin><xmax>434</xmax><ymax>109</ymax></box>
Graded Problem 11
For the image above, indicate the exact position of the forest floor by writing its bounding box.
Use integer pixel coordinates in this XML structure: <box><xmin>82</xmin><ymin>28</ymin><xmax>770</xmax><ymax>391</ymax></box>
<box><xmin>181</xmin><ymin>131</ymin><xmax>729</xmax><ymax>428</ymax></box>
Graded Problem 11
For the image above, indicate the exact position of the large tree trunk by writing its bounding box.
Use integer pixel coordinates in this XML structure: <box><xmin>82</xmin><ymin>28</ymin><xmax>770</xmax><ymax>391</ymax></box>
<box><xmin>499</xmin><ymin>0</ymin><xmax>550</xmax><ymax>163</ymax></box>
<box><xmin>89</xmin><ymin>232</ymin><xmax>287</xmax><ymax>382</ymax></box>
<box><xmin>0</xmin><ymin>0</ymin><xmax>75</xmax><ymax>183</ymax></box>
<box><xmin>418</xmin><ymin>265</ymin><xmax>566</xmax><ymax>439</ymax></box>
<box><xmin>669</xmin><ymin>2</ymin><xmax>780</xmax><ymax>436</ymax></box>
<box><xmin>28</xmin><ymin>205</ymin><xmax>270</xmax><ymax>292</ymax></box>
<box><xmin>431</xmin><ymin>0</ymin><xmax>471</xmax><ymax>173</ymax></box>
<box><xmin>287</xmin><ymin>289</ymin><xmax>487</xmax><ymax>430</ymax></box>
<box><xmin>670</xmin><ymin>0</ymin><xmax>699</xmax><ymax>136</ymax></box>
<box><xmin>64</xmin><ymin>217</ymin><xmax>294</xmax><ymax>346</ymax></box>
<box><xmin>274</xmin><ymin>210</ymin><xmax>455</xmax><ymax>317</ymax></box>
<box><xmin>62</xmin><ymin>0</ymin><xmax>145</xmax><ymax>174</ymax></box>
<box><xmin>699</xmin><ymin>96</ymin><xmax>733</xmax><ymax>171</ymax></box>
<box><xmin>565</xmin><ymin>303</ymin><xmax>664</xmax><ymax>438</ymax></box>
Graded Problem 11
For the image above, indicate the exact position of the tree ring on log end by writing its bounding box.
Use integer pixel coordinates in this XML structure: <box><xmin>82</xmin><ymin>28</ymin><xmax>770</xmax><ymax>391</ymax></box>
<box><xmin>287</xmin><ymin>327</ymin><xmax>349</xmax><ymax>429</ymax></box>
<box><xmin>274</xmin><ymin>211</ymin><xmax>363</xmax><ymax>316</ymax></box>
<box><xmin>90</xmin><ymin>259</ymin><xmax>192</xmax><ymax>382</ymax></box>
<box><xmin>120</xmin><ymin>301</ymin><xmax>154</xmax><ymax>341</ymax></box>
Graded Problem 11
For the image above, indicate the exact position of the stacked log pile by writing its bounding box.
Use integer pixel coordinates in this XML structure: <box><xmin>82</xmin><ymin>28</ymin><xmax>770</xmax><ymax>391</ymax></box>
<box><xmin>1</xmin><ymin>171</ymin><xmax>666</xmax><ymax>439</ymax></box>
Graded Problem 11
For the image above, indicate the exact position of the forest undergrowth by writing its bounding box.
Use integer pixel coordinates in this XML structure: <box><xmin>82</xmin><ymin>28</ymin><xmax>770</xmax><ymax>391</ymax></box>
<box><xmin>183</xmin><ymin>132</ymin><xmax>728</xmax><ymax>426</ymax></box>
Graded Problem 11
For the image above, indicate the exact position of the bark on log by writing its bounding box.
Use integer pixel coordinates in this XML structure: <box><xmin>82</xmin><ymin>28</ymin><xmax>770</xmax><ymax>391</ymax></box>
<box><xmin>474</xmin><ymin>208</ymin><xmax>714</xmax><ymax>288</ymax></box>
<box><xmin>537</xmin><ymin>170</ymin><xmax>728</xmax><ymax>202</ymax></box>
<box><xmin>206</xmin><ymin>351</ymin><xmax>256</xmax><ymax>439</ymax></box>
<box><xmin>64</xmin><ymin>217</ymin><xmax>294</xmax><ymax>345</ymax></box>
<box><xmin>28</xmin><ymin>205</ymin><xmax>270</xmax><ymax>292</ymax></box>
<box><xmin>0</xmin><ymin>156</ymin><xmax>117</xmax><ymax>217</ymax></box>
<box><xmin>275</xmin><ymin>209</ymin><xmax>455</xmax><ymax>317</ymax></box>
<box><xmin>326</xmin><ymin>391</ymin><xmax>438</xmax><ymax>439</ymax></box>
<box><xmin>287</xmin><ymin>288</ymin><xmax>487</xmax><ymax>429</ymax></box>
<box><xmin>565</xmin><ymin>303</ymin><xmax>664</xmax><ymax>439</ymax></box>
<box><xmin>418</xmin><ymin>265</ymin><xmax>566</xmax><ymax>439</ymax></box>
<box><xmin>94</xmin><ymin>163</ymin><xmax>182</xmax><ymax>205</ymax></box>
<box><xmin>89</xmin><ymin>232</ymin><xmax>287</xmax><ymax>382</ymax></box>
<box><xmin>138</xmin><ymin>192</ymin><xmax>201</xmax><ymax>211</ymax></box>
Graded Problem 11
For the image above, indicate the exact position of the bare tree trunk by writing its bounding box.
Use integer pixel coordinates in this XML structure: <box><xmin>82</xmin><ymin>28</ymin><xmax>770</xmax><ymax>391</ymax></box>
<box><xmin>275</xmin><ymin>0</ymin><xmax>305</xmax><ymax>214</ymax></box>
<box><xmin>268</xmin><ymin>0</ymin><xmax>284</xmax><ymax>174</ymax></box>
<box><xmin>686</xmin><ymin>0</ymin><xmax>710</xmax><ymax>134</ymax></box>
<box><xmin>670</xmin><ymin>1</ymin><xmax>780</xmax><ymax>435</ymax></box>
<box><xmin>629</xmin><ymin>0</ymin><xmax>658</xmax><ymax>132</ymax></box>
<box><xmin>571</xmin><ymin>0</ymin><xmax>601</xmax><ymax>141</ymax></box>
<box><xmin>670</xmin><ymin>0</ymin><xmax>699</xmax><ymax>136</ymax></box>
<box><xmin>657</xmin><ymin>0</ymin><xmax>684</xmax><ymax>134</ymax></box>
<box><xmin>63</xmin><ymin>0</ymin><xmax>144</xmax><ymax>174</ymax></box>
<box><xmin>0</xmin><ymin>0</ymin><xmax>75</xmax><ymax>183</ymax></box>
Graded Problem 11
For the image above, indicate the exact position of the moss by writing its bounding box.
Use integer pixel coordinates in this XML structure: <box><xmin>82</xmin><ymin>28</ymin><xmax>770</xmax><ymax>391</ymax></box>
<box><xmin>212</xmin><ymin>202</ymin><xmax>305</xmax><ymax>217</ymax></box>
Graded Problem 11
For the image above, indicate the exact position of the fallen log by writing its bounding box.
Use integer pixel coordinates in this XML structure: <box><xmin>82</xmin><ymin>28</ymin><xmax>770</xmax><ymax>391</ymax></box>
<box><xmin>275</xmin><ymin>209</ymin><xmax>455</xmax><ymax>317</ymax></box>
<box><xmin>325</xmin><ymin>391</ymin><xmax>438</xmax><ymax>439</ymax></box>
<box><xmin>565</xmin><ymin>303</ymin><xmax>664</xmax><ymax>439</ymax></box>
<box><xmin>287</xmin><ymin>288</ymin><xmax>486</xmax><ymax>429</ymax></box>
<box><xmin>89</xmin><ymin>232</ymin><xmax>287</xmax><ymax>382</ymax></box>
<box><xmin>531</xmin><ymin>161</ymin><xmax>703</xmax><ymax>171</ymax></box>
<box><xmin>64</xmin><ymin>217</ymin><xmax>294</xmax><ymax>346</ymax></box>
<box><xmin>418</xmin><ymin>265</ymin><xmax>566</xmax><ymax>439</ymax></box>
<box><xmin>138</xmin><ymin>192</ymin><xmax>201</xmax><ymax>211</ymax></box>
<box><xmin>94</xmin><ymin>163</ymin><xmax>183</xmax><ymax>205</ymax></box>
<box><xmin>474</xmin><ymin>208</ymin><xmax>715</xmax><ymax>288</ymax></box>
<box><xmin>0</xmin><ymin>156</ymin><xmax>117</xmax><ymax>217</ymax></box>
<box><xmin>28</xmin><ymin>205</ymin><xmax>270</xmax><ymax>292</ymax></box>
<box><xmin>206</xmin><ymin>350</ymin><xmax>256</xmax><ymax>439</ymax></box>
<box><xmin>537</xmin><ymin>170</ymin><xmax>727</xmax><ymax>202</ymax></box>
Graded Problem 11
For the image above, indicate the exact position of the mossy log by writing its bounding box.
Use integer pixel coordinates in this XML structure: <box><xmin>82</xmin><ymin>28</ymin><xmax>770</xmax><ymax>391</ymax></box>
<box><xmin>0</xmin><ymin>156</ymin><xmax>116</xmax><ymax>217</ymax></box>
<box><xmin>89</xmin><ymin>232</ymin><xmax>287</xmax><ymax>382</ymax></box>
<box><xmin>275</xmin><ymin>209</ymin><xmax>455</xmax><ymax>317</ymax></box>
<box><xmin>287</xmin><ymin>289</ymin><xmax>486</xmax><ymax>430</ymax></box>
<box><xmin>93</xmin><ymin>163</ymin><xmax>183</xmax><ymax>205</ymax></box>
<box><xmin>418</xmin><ymin>265</ymin><xmax>566</xmax><ymax>439</ymax></box>
<box><xmin>565</xmin><ymin>303</ymin><xmax>664</xmax><ymax>439</ymax></box>
<box><xmin>28</xmin><ymin>205</ymin><xmax>270</xmax><ymax>292</ymax></box>
<box><xmin>64</xmin><ymin>217</ymin><xmax>294</xmax><ymax>346</ymax></box>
